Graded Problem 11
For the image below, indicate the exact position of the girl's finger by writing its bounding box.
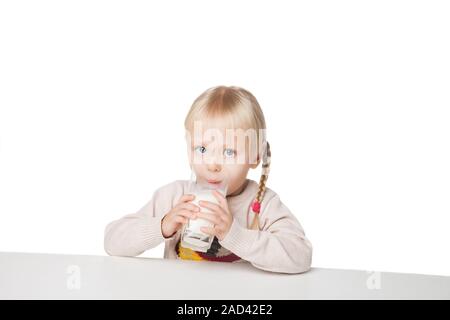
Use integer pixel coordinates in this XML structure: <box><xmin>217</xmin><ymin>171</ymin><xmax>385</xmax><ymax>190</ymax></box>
<box><xmin>174</xmin><ymin>216</ymin><xmax>188</xmax><ymax>224</ymax></box>
<box><xmin>178</xmin><ymin>202</ymin><xmax>200</xmax><ymax>212</ymax></box>
<box><xmin>177</xmin><ymin>210</ymin><xmax>198</xmax><ymax>219</ymax></box>
<box><xmin>198</xmin><ymin>200</ymin><xmax>222</xmax><ymax>213</ymax></box>
<box><xmin>177</xmin><ymin>194</ymin><xmax>196</xmax><ymax>204</ymax></box>
<box><xmin>212</xmin><ymin>190</ymin><xmax>228</xmax><ymax>208</ymax></box>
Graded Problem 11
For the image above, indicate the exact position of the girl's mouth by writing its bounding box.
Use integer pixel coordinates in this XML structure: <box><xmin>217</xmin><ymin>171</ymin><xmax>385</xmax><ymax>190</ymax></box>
<box><xmin>207</xmin><ymin>180</ymin><xmax>222</xmax><ymax>184</ymax></box>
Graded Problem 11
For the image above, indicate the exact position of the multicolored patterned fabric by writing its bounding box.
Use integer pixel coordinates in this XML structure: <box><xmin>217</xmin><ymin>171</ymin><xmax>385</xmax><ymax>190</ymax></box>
<box><xmin>176</xmin><ymin>236</ymin><xmax>242</xmax><ymax>263</ymax></box>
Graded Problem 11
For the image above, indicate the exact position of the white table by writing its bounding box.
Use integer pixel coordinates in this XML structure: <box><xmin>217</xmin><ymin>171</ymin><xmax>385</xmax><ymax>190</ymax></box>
<box><xmin>0</xmin><ymin>252</ymin><xmax>449</xmax><ymax>299</ymax></box>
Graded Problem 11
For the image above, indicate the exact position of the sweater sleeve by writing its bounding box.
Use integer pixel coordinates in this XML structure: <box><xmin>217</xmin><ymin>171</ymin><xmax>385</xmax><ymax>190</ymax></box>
<box><xmin>104</xmin><ymin>182</ymin><xmax>180</xmax><ymax>257</ymax></box>
<box><xmin>219</xmin><ymin>194</ymin><xmax>313</xmax><ymax>274</ymax></box>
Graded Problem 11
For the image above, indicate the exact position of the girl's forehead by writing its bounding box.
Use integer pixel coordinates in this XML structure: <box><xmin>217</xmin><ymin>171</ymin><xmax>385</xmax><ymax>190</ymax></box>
<box><xmin>190</xmin><ymin>128</ymin><xmax>241</xmax><ymax>145</ymax></box>
<box><xmin>186</xmin><ymin>117</ymin><xmax>257</xmax><ymax>146</ymax></box>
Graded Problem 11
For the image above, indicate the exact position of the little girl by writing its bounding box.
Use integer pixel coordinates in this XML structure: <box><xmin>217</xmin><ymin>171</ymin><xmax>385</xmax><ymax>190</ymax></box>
<box><xmin>104</xmin><ymin>85</ymin><xmax>313</xmax><ymax>274</ymax></box>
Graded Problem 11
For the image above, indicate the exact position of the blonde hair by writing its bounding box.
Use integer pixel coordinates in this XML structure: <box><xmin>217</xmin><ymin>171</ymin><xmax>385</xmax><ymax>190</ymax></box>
<box><xmin>184</xmin><ymin>85</ymin><xmax>272</xmax><ymax>230</ymax></box>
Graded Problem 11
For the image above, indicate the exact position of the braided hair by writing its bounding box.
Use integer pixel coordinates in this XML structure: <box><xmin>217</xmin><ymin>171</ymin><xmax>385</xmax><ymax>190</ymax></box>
<box><xmin>249</xmin><ymin>141</ymin><xmax>271</xmax><ymax>230</ymax></box>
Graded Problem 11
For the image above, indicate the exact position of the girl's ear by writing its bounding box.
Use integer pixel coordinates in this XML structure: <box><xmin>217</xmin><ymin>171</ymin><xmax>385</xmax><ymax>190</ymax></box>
<box><xmin>249</xmin><ymin>155</ymin><xmax>260</xmax><ymax>169</ymax></box>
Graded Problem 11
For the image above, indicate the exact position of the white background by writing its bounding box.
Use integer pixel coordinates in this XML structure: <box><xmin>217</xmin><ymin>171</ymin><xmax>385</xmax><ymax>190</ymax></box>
<box><xmin>1</xmin><ymin>1</ymin><xmax>449</xmax><ymax>276</ymax></box>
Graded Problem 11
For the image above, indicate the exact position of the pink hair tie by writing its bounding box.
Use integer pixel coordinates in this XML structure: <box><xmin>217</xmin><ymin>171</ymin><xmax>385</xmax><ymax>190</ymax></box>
<box><xmin>251</xmin><ymin>200</ymin><xmax>261</xmax><ymax>214</ymax></box>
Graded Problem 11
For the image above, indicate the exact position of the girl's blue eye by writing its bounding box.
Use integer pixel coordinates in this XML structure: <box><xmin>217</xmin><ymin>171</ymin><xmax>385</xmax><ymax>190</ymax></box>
<box><xmin>224</xmin><ymin>148</ymin><xmax>236</xmax><ymax>158</ymax></box>
<box><xmin>195</xmin><ymin>146</ymin><xmax>207</xmax><ymax>154</ymax></box>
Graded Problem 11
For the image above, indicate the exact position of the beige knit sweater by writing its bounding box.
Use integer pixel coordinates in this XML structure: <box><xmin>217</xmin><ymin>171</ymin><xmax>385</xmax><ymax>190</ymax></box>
<box><xmin>104</xmin><ymin>179</ymin><xmax>312</xmax><ymax>274</ymax></box>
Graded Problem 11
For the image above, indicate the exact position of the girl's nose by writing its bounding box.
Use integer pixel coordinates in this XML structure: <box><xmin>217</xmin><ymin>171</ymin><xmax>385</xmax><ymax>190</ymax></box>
<box><xmin>207</xmin><ymin>163</ymin><xmax>222</xmax><ymax>173</ymax></box>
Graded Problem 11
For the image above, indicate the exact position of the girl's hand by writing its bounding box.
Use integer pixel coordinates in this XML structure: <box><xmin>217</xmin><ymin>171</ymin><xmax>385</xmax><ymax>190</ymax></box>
<box><xmin>198</xmin><ymin>190</ymin><xmax>234</xmax><ymax>241</ymax></box>
<box><xmin>161</xmin><ymin>194</ymin><xmax>200</xmax><ymax>238</ymax></box>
